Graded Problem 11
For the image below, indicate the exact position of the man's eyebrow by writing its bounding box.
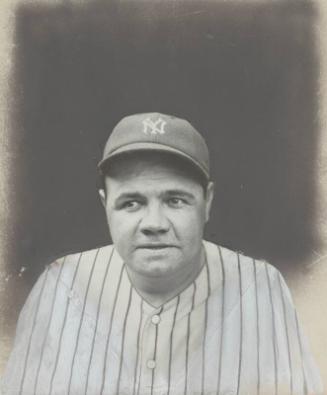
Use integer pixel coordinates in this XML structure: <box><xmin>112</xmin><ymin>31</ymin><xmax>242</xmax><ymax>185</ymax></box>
<box><xmin>114</xmin><ymin>192</ymin><xmax>144</xmax><ymax>202</ymax></box>
<box><xmin>164</xmin><ymin>189</ymin><xmax>196</xmax><ymax>199</ymax></box>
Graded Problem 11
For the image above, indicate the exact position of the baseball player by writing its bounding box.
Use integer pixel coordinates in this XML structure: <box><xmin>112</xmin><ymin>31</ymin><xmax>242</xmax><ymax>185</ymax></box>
<box><xmin>1</xmin><ymin>113</ymin><xmax>323</xmax><ymax>395</ymax></box>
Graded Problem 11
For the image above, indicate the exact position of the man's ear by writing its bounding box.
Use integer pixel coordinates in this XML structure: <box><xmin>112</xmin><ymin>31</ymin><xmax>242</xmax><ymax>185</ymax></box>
<box><xmin>98</xmin><ymin>188</ymin><xmax>106</xmax><ymax>208</ymax></box>
<box><xmin>205</xmin><ymin>181</ymin><xmax>214</xmax><ymax>223</ymax></box>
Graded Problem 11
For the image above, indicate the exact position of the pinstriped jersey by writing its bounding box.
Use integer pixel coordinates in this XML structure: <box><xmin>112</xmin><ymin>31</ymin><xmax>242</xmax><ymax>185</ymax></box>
<box><xmin>0</xmin><ymin>241</ymin><xmax>323</xmax><ymax>395</ymax></box>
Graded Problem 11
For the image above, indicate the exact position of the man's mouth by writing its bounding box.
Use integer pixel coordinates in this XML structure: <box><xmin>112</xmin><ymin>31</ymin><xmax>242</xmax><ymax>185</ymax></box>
<box><xmin>136</xmin><ymin>244</ymin><xmax>176</xmax><ymax>250</ymax></box>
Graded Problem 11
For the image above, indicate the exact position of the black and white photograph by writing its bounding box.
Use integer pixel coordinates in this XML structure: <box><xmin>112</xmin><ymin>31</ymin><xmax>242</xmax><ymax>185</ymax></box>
<box><xmin>0</xmin><ymin>1</ymin><xmax>326</xmax><ymax>394</ymax></box>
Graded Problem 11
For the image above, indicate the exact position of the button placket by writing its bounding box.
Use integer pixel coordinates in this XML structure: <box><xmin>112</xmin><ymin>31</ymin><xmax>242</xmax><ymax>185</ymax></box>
<box><xmin>147</xmin><ymin>308</ymin><xmax>162</xmax><ymax>369</ymax></box>
<box><xmin>138</xmin><ymin>309</ymin><xmax>162</xmax><ymax>390</ymax></box>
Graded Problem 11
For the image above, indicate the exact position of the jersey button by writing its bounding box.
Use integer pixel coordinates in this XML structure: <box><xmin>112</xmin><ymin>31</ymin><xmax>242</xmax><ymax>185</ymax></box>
<box><xmin>146</xmin><ymin>360</ymin><xmax>156</xmax><ymax>369</ymax></box>
<box><xmin>151</xmin><ymin>315</ymin><xmax>161</xmax><ymax>325</ymax></box>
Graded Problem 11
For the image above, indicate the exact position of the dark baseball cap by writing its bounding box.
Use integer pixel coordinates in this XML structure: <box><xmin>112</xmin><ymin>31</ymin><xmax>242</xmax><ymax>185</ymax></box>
<box><xmin>98</xmin><ymin>112</ymin><xmax>210</xmax><ymax>179</ymax></box>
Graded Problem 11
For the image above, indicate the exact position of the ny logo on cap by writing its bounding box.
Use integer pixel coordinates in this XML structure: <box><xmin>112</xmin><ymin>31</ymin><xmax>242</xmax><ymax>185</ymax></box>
<box><xmin>142</xmin><ymin>117</ymin><xmax>167</xmax><ymax>135</ymax></box>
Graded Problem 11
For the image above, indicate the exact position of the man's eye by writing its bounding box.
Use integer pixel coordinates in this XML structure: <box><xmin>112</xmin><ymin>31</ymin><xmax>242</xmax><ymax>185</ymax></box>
<box><xmin>167</xmin><ymin>197</ymin><xmax>186</xmax><ymax>207</ymax></box>
<box><xmin>122</xmin><ymin>201</ymin><xmax>141</xmax><ymax>211</ymax></box>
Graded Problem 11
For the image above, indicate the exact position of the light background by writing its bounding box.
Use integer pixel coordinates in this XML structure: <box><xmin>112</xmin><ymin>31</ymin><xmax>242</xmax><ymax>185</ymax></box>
<box><xmin>0</xmin><ymin>0</ymin><xmax>326</xmax><ymax>384</ymax></box>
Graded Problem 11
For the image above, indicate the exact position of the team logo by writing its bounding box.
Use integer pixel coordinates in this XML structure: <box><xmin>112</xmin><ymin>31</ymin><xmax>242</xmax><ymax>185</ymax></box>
<box><xmin>142</xmin><ymin>117</ymin><xmax>167</xmax><ymax>135</ymax></box>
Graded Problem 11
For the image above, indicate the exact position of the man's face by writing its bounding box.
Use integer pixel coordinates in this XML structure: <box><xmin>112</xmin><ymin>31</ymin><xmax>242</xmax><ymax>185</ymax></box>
<box><xmin>100</xmin><ymin>154</ymin><xmax>214</xmax><ymax>282</ymax></box>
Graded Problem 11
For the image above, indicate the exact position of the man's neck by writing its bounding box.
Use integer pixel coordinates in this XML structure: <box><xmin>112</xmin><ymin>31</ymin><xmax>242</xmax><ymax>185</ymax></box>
<box><xmin>125</xmin><ymin>248</ymin><xmax>206</xmax><ymax>308</ymax></box>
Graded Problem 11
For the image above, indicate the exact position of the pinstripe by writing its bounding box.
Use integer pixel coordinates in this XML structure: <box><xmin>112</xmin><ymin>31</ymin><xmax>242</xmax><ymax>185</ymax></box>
<box><xmin>253</xmin><ymin>260</ymin><xmax>260</xmax><ymax>395</ymax></box>
<box><xmin>85</xmin><ymin>247</ymin><xmax>115</xmax><ymax>395</ymax></box>
<box><xmin>265</xmin><ymin>263</ymin><xmax>278</xmax><ymax>395</ymax></box>
<box><xmin>201</xmin><ymin>259</ymin><xmax>211</xmax><ymax>395</ymax></box>
<box><xmin>133</xmin><ymin>299</ymin><xmax>143</xmax><ymax>395</ymax></box>
<box><xmin>216</xmin><ymin>246</ymin><xmax>225</xmax><ymax>395</ymax></box>
<box><xmin>100</xmin><ymin>264</ymin><xmax>125</xmax><ymax>395</ymax></box>
<box><xmin>66</xmin><ymin>249</ymin><xmax>99</xmax><ymax>395</ymax></box>
<box><xmin>184</xmin><ymin>282</ymin><xmax>197</xmax><ymax>395</ymax></box>
<box><xmin>167</xmin><ymin>295</ymin><xmax>180</xmax><ymax>395</ymax></box>
<box><xmin>151</xmin><ymin>306</ymin><xmax>163</xmax><ymax>395</ymax></box>
<box><xmin>48</xmin><ymin>253</ymin><xmax>82</xmax><ymax>394</ymax></box>
<box><xmin>19</xmin><ymin>265</ymin><xmax>50</xmax><ymax>395</ymax></box>
<box><xmin>116</xmin><ymin>285</ymin><xmax>133</xmax><ymax>394</ymax></box>
<box><xmin>294</xmin><ymin>311</ymin><xmax>308</xmax><ymax>395</ymax></box>
<box><xmin>236</xmin><ymin>253</ymin><xmax>243</xmax><ymax>395</ymax></box>
<box><xmin>277</xmin><ymin>273</ymin><xmax>293</xmax><ymax>395</ymax></box>
<box><xmin>34</xmin><ymin>258</ymin><xmax>66</xmax><ymax>393</ymax></box>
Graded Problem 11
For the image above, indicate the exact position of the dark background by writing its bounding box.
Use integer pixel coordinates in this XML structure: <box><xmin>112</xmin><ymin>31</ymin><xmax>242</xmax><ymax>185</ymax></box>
<box><xmin>5</xmin><ymin>0</ymin><xmax>318</xmax><ymax>320</ymax></box>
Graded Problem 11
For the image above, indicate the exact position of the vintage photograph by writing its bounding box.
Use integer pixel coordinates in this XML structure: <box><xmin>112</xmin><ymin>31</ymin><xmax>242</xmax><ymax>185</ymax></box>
<box><xmin>0</xmin><ymin>0</ymin><xmax>326</xmax><ymax>394</ymax></box>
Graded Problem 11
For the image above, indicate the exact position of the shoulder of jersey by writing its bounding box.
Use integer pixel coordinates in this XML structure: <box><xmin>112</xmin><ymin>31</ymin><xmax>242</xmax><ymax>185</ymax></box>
<box><xmin>204</xmin><ymin>239</ymin><xmax>285</xmax><ymax>303</ymax></box>
<box><xmin>49</xmin><ymin>244</ymin><xmax>115</xmax><ymax>267</ymax></box>
<box><xmin>44</xmin><ymin>244</ymin><xmax>118</xmax><ymax>288</ymax></box>
<box><xmin>203</xmin><ymin>239</ymin><xmax>281</xmax><ymax>276</ymax></box>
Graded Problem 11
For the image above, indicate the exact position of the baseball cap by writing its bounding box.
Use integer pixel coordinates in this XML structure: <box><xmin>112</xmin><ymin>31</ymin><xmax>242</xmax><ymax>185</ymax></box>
<box><xmin>98</xmin><ymin>112</ymin><xmax>210</xmax><ymax>179</ymax></box>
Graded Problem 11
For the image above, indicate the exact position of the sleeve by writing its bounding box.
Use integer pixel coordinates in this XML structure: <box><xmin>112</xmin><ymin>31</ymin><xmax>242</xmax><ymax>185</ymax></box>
<box><xmin>273</xmin><ymin>267</ymin><xmax>324</xmax><ymax>395</ymax></box>
<box><xmin>0</xmin><ymin>260</ymin><xmax>65</xmax><ymax>395</ymax></box>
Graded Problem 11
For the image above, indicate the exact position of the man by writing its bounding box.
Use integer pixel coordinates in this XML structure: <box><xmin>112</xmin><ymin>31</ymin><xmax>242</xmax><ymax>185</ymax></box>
<box><xmin>1</xmin><ymin>113</ymin><xmax>323</xmax><ymax>395</ymax></box>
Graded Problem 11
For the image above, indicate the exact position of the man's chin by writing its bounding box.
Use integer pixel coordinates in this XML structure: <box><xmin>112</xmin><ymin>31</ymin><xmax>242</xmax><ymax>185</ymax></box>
<box><xmin>134</xmin><ymin>247</ymin><xmax>178</xmax><ymax>261</ymax></box>
<box><xmin>134</xmin><ymin>258</ymin><xmax>179</xmax><ymax>278</ymax></box>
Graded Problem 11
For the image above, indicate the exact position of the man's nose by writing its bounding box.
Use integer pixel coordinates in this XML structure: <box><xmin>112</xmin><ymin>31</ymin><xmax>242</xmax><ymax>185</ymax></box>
<box><xmin>139</xmin><ymin>203</ymin><xmax>170</xmax><ymax>235</ymax></box>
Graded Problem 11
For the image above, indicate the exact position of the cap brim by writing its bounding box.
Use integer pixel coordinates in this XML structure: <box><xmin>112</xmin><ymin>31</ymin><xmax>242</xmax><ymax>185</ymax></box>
<box><xmin>98</xmin><ymin>142</ymin><xmax>209</xmax><ymax>179</ymax></box>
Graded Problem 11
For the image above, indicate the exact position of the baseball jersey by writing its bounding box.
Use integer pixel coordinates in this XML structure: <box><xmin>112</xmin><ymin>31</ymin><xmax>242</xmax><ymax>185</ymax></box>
<box><xmin>0</xmin><ymin>241</ymin><xmax>323</xmax><ymax>395</ymax></box>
